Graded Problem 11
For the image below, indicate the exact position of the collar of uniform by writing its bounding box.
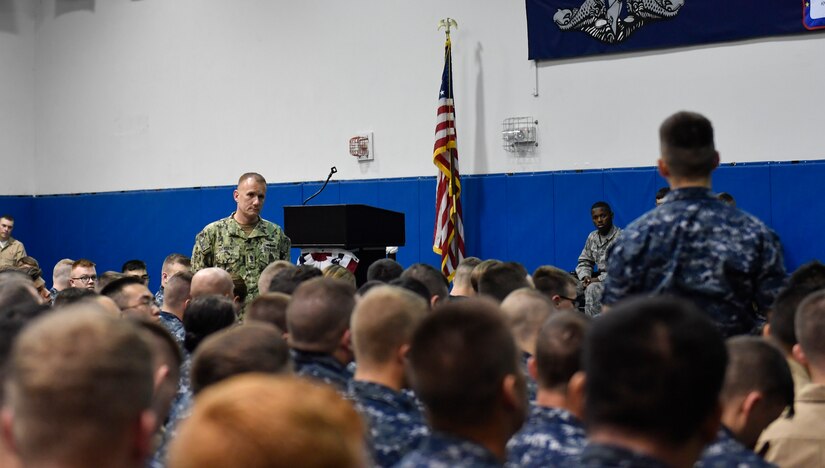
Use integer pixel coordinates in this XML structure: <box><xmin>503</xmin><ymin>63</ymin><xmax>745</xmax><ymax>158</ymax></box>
<box><xmin>226</xmin><ymin>212</ymin><xmax>266</xmax><ymax>238</ymax></box>
<box><xmin>580</xmin><ymin>442</ymin><xmax>671</xmax><ymax>467</ymax></box>
<box><xmin>290</xmin><ymin>348</ymin><xmax>348</xmax><ymax>371</ymax></box>
<box><xmin>159</xmin><ymin>310</ymin><xmax>183</xmax><ymax>324</ymax></box>
<box><xmin>530</xmin><ymin>404</ymin><xmax>584</xmax><ymax>428</ymax></box>
<box><xmin>348</xmin><ymin>380</ymin><xmax>419</xmax><ymax>412</ymax></box>
<box><xmin>421</xmin><ymin>431</ymin><xmax>501</xmax><ymax>465</ymax></box>
<box><xmin>599</xmin><ymin>224</ymin><xmax>620</xmax><ymax>243</ymax></box>
<box><xmin>796</xmin><ymin>383</ymin><xmax>825</xmax><ymax>403</ymax></box>
<box><xmin>661</xmin><ymin>187</ymin><xmax>715</xmax><ymax>204</ymax></box>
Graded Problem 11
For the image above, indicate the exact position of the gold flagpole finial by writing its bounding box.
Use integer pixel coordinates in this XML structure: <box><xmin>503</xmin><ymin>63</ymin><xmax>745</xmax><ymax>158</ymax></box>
<box><xmin>438</xmin><ymin>18</ymin><xmax>458</xmax><ymax>37</ymax></box>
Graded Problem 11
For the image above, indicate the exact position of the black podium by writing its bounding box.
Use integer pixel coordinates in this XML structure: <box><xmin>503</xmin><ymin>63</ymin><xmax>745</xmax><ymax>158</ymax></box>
<box><xmin>284</xmin><ymin>204</ymin><xmax>405</xmax><ymax>286</ymax></box>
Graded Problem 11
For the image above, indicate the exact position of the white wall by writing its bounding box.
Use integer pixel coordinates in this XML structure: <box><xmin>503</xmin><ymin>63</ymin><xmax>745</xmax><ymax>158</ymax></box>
<box><xmin>9</xmin><ymin>0</ymin><xmax>825</xmax><ymax>195</ymax></box>
<box><xmin>0</xmin><ymin>0</ymin><xmax>36</xmax><ymax>195</ymax></box>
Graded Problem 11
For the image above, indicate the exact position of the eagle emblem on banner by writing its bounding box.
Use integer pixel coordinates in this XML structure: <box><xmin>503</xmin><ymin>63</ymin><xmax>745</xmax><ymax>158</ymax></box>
<box><xmin>554</xmin><ymin>0</ymin><xmax>685</xmax><ymax>43</ymax></box>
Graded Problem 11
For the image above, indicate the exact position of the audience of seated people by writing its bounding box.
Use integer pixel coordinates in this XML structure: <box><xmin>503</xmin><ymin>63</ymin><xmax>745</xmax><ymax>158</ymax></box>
<box><xmin>3</xmin><ymin>241</ymin><xmax>825</xmax><ymax>467</ymax></box>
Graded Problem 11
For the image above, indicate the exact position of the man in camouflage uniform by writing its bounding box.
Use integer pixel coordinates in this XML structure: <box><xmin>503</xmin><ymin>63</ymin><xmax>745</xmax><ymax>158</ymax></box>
<box><xmin>191</xmin><ymin>172</ymin><xmax>290</xmax><ymax>302</ymax></box>
<box><xmin>575</xmin><ymin>202</ymin><xmax>621</xmax><ymax>317</ymax></box>
<box><xmin>347</xmin><ymin>286</ymin><xmax>431</xmax><ymax>467</ymax></box>
<box><xmin>603</xmin><ymin>112</ymin><xmax>786</xmax><ymax>337</ymax></box>
<box><xmin>507</xmin><ymin>311</ymin><xmax>589</xmax><ymax>467</ymax></box>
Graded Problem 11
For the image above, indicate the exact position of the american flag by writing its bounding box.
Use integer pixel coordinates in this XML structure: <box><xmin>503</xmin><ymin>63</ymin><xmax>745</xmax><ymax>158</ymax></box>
<box><xmin>432</xmin><ymin>37</ymin><xmax>465</xmax><ymax>281</ymax></box>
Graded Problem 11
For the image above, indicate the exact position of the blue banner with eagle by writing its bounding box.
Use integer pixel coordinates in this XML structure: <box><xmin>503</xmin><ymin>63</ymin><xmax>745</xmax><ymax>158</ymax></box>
<box><xmin>526</xmin><ymin>0</ymin><xmax>821</xmax><ymax>61</ymax></box>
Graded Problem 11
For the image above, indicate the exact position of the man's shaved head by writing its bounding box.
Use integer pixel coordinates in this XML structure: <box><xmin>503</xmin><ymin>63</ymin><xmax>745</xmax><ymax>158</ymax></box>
<box><xmin>191</xmin><ymin>268</ymin><xmax>234</xmax><ymax>298</ymax></box>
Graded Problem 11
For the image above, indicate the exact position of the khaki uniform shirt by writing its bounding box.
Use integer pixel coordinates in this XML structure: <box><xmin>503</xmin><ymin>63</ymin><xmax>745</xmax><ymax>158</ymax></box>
<box><xmin>756</xmin><ymin>383</ymin><xmax>825</xmax><ymax>467</ymax></box>
<box><xmin>191</xmin><ymin>213</ymin><xmax>290</xmax><ymax>300</ymax></box>
<box><xmin>0</xmin><ymin>237</ymin><xmax>26</xmax><ymax>267</ymax></box>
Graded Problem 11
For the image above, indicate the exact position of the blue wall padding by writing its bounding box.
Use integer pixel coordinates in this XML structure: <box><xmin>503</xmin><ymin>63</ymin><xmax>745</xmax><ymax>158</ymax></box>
<box><xmin>1</xmin><ymin>161</ymin><xmax>821</xmax><ymax>292</ymax></box>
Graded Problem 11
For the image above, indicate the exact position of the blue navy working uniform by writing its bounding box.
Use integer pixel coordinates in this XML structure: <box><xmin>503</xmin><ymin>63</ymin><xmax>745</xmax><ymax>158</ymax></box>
<box><xmin>291</xmin><ymin>348</ymin><xmax>353</xmax><ymax>391</ymax></box>
<box><xmin>696</xmin><ymin>426</ymin><xmax>776</xmax><ymax>468</ymax></box>
<box><xmin>394</xmin><ymin>431</ymin><xmax>502</xmax><ymax>467</ymax></box>
<box><xmin>506</xmin><ymin>405</ymin><xmax>586</xmax><ymax>467</ymax></box>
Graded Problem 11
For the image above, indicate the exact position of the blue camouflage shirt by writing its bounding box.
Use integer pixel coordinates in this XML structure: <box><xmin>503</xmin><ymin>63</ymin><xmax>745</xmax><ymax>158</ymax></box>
<box><xmin>506</xmin><ymin>405</ymin><xmax>586</xmax><ymax>467</ymax></box>
<box><xmin>291</xmin><ymin>349</ymin><xmax>353</xmax><ymax>391</ymax></box>
<box><xmin>154</xmin><ymin>287</ymin><xmax>164</xmax><ymax>307</ymax></box>
<box><xmin>158</xmin><ymin>311</ymin><xmax>185</xmax><ymax>348</ymax></box>
<box><xmin>603</xmin><ymin>188</ymin><xmax>786</xmax><ymax>337</ymax></box>
<box><xmin>696</xmin><ymin>426</ymin><xmax>776</xmax><ymax>468</ymax></box>
<box><xmin>568</xmin><ymin>443</ymin><xmax>671</xmax><ymax>467</ymax></box>
<box><xmin>521</xmin><ymin>351</ymin><xmax>537</xmax><ymax>402</ymax></box>
<box><xmin>395</xmin><ymin>431</ymin><xmax>502</xmax><ymax>467</ymax></box>
<box><xmin>347</xmin><ymin>380</ymin><xmax>429</xmax><ymax>468</ymax></box>
<box><xmin>149</xmin><ymin>354</ymin><xmax>192</xmax><ymax>468</ymax></box>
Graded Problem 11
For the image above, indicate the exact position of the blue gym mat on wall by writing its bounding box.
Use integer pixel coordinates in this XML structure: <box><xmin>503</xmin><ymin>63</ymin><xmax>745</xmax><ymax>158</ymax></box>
<box><xmin>1</xmin><ymin>161</ymin><xmax>821</xmax><ymax>292</ymax></box>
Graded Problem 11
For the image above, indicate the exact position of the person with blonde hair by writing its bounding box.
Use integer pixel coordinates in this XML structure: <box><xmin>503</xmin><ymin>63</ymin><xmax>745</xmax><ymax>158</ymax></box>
<box><xmin>324</xmin><ymin>264</ymin><xmax>357</xmax><ymax>288</ymax></box>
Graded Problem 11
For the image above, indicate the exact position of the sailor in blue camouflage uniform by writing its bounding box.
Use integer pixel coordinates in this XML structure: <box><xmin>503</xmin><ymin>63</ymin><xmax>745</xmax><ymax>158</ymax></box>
<box><xmin>603</xmin><ymin>111</ymin><xmax>786</xmax><ymax>337</ymax></box>
<box><xmin>347</xmin><ymin>380</ymin><xmax>429</xmax><ymax>468</ymax></box>
<box><xmin>507</xmin><ymin>404</ymin><xmax>586</xmax><ymax>467</ymax></box>
<box><xmin>697</xmin><ymin>427</ymin><xmax>776</xmax><ymax>468</ymax></box>
<box><xmin>571</xmin><ymin>443</ymin><xmax>672</xmax><ymax>467</ymax></box>
<box><xmin>396</xmin><ymin>431</ymin><xmax>503</xmax><ymax>468</ymax></box>
<box><xmin>292</xmin><ymin>349</ymin><xmax>353</xmax><ymax>391</ymax></box>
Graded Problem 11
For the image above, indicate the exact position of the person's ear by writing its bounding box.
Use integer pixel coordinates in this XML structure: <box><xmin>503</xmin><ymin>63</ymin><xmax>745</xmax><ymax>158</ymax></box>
<box><xmin>397</xmin><ymin>343</ymin><xmax>411</xmax><ymax>365</ymax></box>
<box><xmin>153</xmin><ymin>364</ymin><xmax>170</xmax><ymax>394</ymax></box>
<box><xmin>712</xmin><ymin>151</ymin><xmax>720</xmax><ymax>170</ymax></box>
<box><xmin>741</xmin><ymin>390</ymin><xmax>763</xmax><ymax>425</ymax></box>
<box><xmin>233</xmin><ymin>189</ymin><xmax>240</xmax><ymax>203</ymax></box>
<box><xmin>762</xmin><ymin>323</ymin><xmax>771</xmax><ymax>338</ymax></box>
<box><xmin>567</xmin><ymin>371</ymin><xmax>587</xmax><ymax>420</ymax></box>
<box><xmin>183</xmin><ymin>298</ymin><xmax>191</xmax><ymax>311</ymax></box>
<box><xmin>1</xmin><ymin>408</ymin><xmax>17</xmax><ymax>456</ymax></box>
<box><xmin>340</xmin><ymin>328</ymin><xmax>353</xmax><ymax>353</ymax></box>
<box><xmin>792</xmin><ymin>344</ymin><xmax>809</xmax><ymax>367</ymax></box>
<box><xmin>527</xmin><ymin>356</ymin><xmax>538</xmax><ymax>380</ymax></box>
<box><xmin>501</xmin><ymin>374</ymin><xmax>523</xmax><ymax>411</ymax></box>
<box><xmin>551</xmin><ymin>295</ymin><xmax>562</xmax><ymax>307</ymax></box>
<box><xmin>430</xmin><ymin>296</ymin><xmax>439</xmax><ymax>309</ymax></box>
<box><xmin>132</xmin><ymin>410</ymin><xmax>157</xmax><ymax>463</ymax></box>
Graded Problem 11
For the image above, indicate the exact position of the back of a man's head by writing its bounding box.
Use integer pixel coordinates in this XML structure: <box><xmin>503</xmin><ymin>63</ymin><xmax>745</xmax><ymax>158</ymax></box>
<box><xmin>584</xmin><ymin>296</ymin><xmax>727</xmax><ymax>447</ymax></box>
<box><xmin>257</xmin><ymin>260</ymin><xmax>295</xmax><ymax>295</ymax></box>
<box><xmin>286</xmin><ymin>278</ymin><xmax>355</xmax><ymax>353</ymax></box>
<box><xmin>162</xmin><ymin>254</ymin><xmax>191</xmax><ymax>274</ymax></box>
<box><xmin>163</xmin><ymin>271</ymin><xmax>193</xmax><ymax>313</ymax></box>
<box><xmin>532</xmin><ymin>265</ymin><xmax>577</xmax><ymax>300</ymax></box>
<box><xmin>451</xmin><ymin>257</ymin><xmax>481</xmax><ymax>295</ymax></box>
<box><xmin>408</xmin><ymin>298</ymin><xmax>525</xmax><ymax>431</ymax></box>
<box><xmin>401</xmin><ymin>263</ymin><xmax>449</xmax><ymax>303</ymax></box>
<box><xmin>367</xmin><ymin>258</ymin><xmax>404</xmax><ymax>283</ymax></box>
<box><xmin>168</xmin><ymin>375</ymin><xmax>365</xmax><ymax>468</ymax></box>
<box><xmin>52</xmin><ymin>258</ymin><xmax>74</xmax><ymax>290</ymax></box>
<box><xmin>182</xmin><ymin>295</ymin><xmax>237</xmax><ymax>354</ymax></box>
<box><xmin>500</xmin><ymin>288</ymin><xmax>556</xmax><ymax>354</ymax></box>
<box><xmin>0</xmin><ymin>277</ymin><xmax>41</xmax><ymax>316</ymax></box>
<box><xmin>659</xmin><ymin>111</ymin><xmax>718</xmax><ymax>179</ymax></box>
<box><xmin>245</xmin><ymin>292</ymin><xmax>290</xmax><ymax>333</ymax></box>
<box><xmin>133</xmin><ymin>320</ymin><xmax>183</xmax><ymax>428</ymax></box>
<box><xmin>190</xmin><ymin>267</ymin><xmax>234</xmax><ymax>298</ymax></box>
<box><xmin>191</xmin><ymin>323</ymin><xmax>291</xmax><ymax>395</ymax></box>
<box><xmin>3</xmin><ymin>307</ymin><xmax>154</xmax><ymax>467</ymax></box>
<box><xmin>351</xmin><ymin>286</ymin><xmax>429</xmax><ymax>369</ymax></box>
<box><xmin>267</xmin><ymin>265</ymin><xmax>321</xmax><ymax>295</ymax></box>
<box><xmin>535</xmin><ymin>310</ymin><xmax>589</xmax><ymax>391</ymax></box>
<box><xmin>768</xmin><ymin>282</ymin><xmax>821</xmax><ymax>351</ymax></box>
<box><xmin>795</xmin><ymin>290</ymin><xmax>825</xmax><ymax>372</ymax></box>
<box><xmin>478</xmin><ymin>262</ymin><xmax>531</xmax><ymax>303</ymax></box>
<box><xmin>470</xmin><ymin>259</ymin><xmax>501</xmax><ymax>293</ymax></box>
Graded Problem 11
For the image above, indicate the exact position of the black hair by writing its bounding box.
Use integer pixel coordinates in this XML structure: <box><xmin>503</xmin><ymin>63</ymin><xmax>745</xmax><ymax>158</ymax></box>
<box><xmin>659</xmin><ymin>111</ymin><xmax>717</xmax><ymax>178</ymax></box>
<box><xmin>53</xmin><ymin>287</ymin><xmax>98</xmax><ymax>308</ymax></box>
<box><xmin>183</xmin><ymin>295</ymin><xmax>237</xmax><ymax>354</ymax></box>
<box><xmin>268</xmin><ymin>265</ymin><xmax>322</xmax><ymax>295</ymax></box>
<box><xmin>388</xmin><ymin>277</ymin><xmax>431</xmax><ymax>304</ymax></box>
<box><xmin>121</xmin><ymin>259</ymin><xmax>147</xmax><ymax>273</ymax></box>
<box><xmin>591</xmin><ymin>201</ymin><xmax>612</xmax><ymax>213</ymax></box>
<box><xmin>656</xmin><ymin>187</ymin><xmax>670</xmax><ymax>199</ymax></box>
<box><xmin>535</xmin><ymin>311</ymin><xmax>589</xmax><ymax>389</ymax></box>
<box><xmin>401</xmin><ymin>263</ymin><xmax>449</xmax><ymax>300</ymax></box>
<box><xmin>366</xmin><ymin>259</ymin><xmax>404</xmax><ymax>283</ymax></box>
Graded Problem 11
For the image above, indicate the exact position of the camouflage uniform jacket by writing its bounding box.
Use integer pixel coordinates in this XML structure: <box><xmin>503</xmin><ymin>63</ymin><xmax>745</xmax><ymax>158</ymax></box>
<box><xmin>395</xmin><ymin>431</ymin><xmax>502</xmax><ymax>467</ymax></box>
<box><xmin>521</xmin><ymin>351</ymin><xmax>537</xmax><ymax>402</ymax></box>
<box><xmin>0</xmin><ymin>237</ymin><xmax>26</xmax><ymax>268</ymax></box>
<box><xmin>191</xmin><ymin>213</ymin><xmax>291</xmax><ymax>300</ymax></box>
<box><xmin>291</xmin><ymin>349</ymin><xmax>353</xmax><ymax>392</ymax></box>
<box><xmin>567</xmin><ymin>443</ymin><xmax>671</xmax><ymax>467</ymax></box>
<box><xmin>506</xmin><ymin>405</ymin><xmax>586</xmax><ymax>467</ymax></box>
<box><xmin>576</xmin><ymin>225</ymin><xmax>621</xmax><ymax>281</ymax></box>
<box><xmin>697</xmin><ymin>426</ymin><xmax>775</xmax><ymax>468</ymax></box>
<box><xmin>158</xmin><ymin>311</ymin><xmax>185</xmax><ymax>349</ymax></box>
<box><xmin>154</xmin><ymin>287</ymin><xmax>164</xmax><ymax>307</ymax></box>
<box><xmin>150</xmin><ymin>354</ymin><xmax>192</xmax><ymax>468</ymax></box>
<box><xmin>603</xmin><ymin>188</ymin><xmax>786</xmax><ymax>337</ymax></box>
<box><xmin>347</xmin><ymin>380</ymin><xmax>430</xmax><ymax>468</ymax></box>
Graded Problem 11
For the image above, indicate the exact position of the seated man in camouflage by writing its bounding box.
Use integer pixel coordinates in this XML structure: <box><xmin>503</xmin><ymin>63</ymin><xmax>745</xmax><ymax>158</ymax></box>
<box><xmin>396</xmin><ymin>299</ymin><xmax>528</xmax><ymax>467</ymax></box>
<box><xmin>348</xmin><ymin>286</ymin><xmax>430</xmax><ymax>467</ymax></box>
<box><xmin>507</xmin><ymin>311</ymin><xmax>589</xmax><ymax>467</ymax></box>
<box><xmin>697</xmin><ymin>337</ymin><xmax>792</xmax><ymax>467</ymax></box>
<box><xmin>287</xmin><ymin>277</ymin><xmax>356</xmax><ymax>391</ymax></box>
<box><xmin>576</xmin><ymin>201</ymin><xmax>621</xmax><ymax>317</ymax></box>
<box><xmin>191</xmin><ymin>172</ymin><xmax>291</xmax><ymax>303</ymax></box>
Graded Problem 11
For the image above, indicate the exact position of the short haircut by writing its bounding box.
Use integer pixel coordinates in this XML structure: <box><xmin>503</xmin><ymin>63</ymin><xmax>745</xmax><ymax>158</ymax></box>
<box><xmin>452</xmin><ymin>257</ymin><xmax>482</xmax><ymax>288</ymax></box>
<box><xmin>96</xmin><ymin>271</ymin><xmax>125</xmax><ymax>292</ymax></box>
<box><xmin>532</xmin><ymin>265</ymin><xmax>577</xmax><ymax>299</ymax></box>
<box><xmin>191</xmin><ymin>323</ymin><xmax>291</xmax><ymax>395</ymax></box>
<box><xmin>323</xmin><ymin>264</ymin><xmax>356</xmax><ymax>288</ymax></box>
<box><xmin>183</xmin><ymin>296</ymin><xmax>237</xmax><ymax>354</ymax></box>
<box><xmin>164</xmin><ymin>271</ymin><xmax>193</xmax><ymax>310</ymax></box>
<box><xmin>230</xmin><ymin>273</ymin><xmax>248</xmax><ymax>304</ymax></box>
<box><xmin>101</xmin><ymin>276</ymin><xmax>146</xmax><ymax>309</ymax></box>
<box><xmin>71</xmin><ymin>258</ymin><xmax>95</xmax><ymax>270</ymax></box>
<box><xmin>4</xmin><ymin>308</ymin><xmax>153</xmax><ymax>466</ymax></box>
<box><xmin>238</xmin><ymin>172</ymin><xmax>267</xmax><ymax>185</ymax></box>
<box><xmin>656</xmin><ymin>187</ymin><xmax>670</xmax><ymax>200</ymax></box>
<box><xmin>257</xmin><ymin>260</ymin><xmax>294</xmax><ymax>294</ymax></box>
<box><xmin>121</xmin><ymin>259</ymin><xmax>147</xmax><ymax>273</ymax></box>
<box><xmin>591</xmin><ymin>201</ymin><xmax>612</xmax><ymax>212</ymax></box>
<box><xmin>16</xmin><ymin>256</ymin><xmax>39</xmax><ymax>268</ymax></box>
<box><xmin>356</xmin><ymin>280</ymin><xmax>384</xmax><ymax>298</ymax></box>
<box><xmin>351</xmin><ymin>286</ymin><xmax>429</xmax><ymax>366</ymax></box>
<box><xmin>268</xmin><ymin>265</ymin><xmax>322</xmax><ymax>295</ymax></box>
<box><xmin>584</xmin><ymin>296</ymin><xmax>727</xmax><ymax>444</ymax></box>
<box><xmin>190</xmin><ymin>267</ymin><xmax>234</xmax><ymax>298</ymax></box>
<box><xmin>286</xmin><ymin>278</ymin><xmax>355</xmax><ymax>353</ymax></box>
<box><xmin>659</xmin><ymin>111</ymin><xmax>717</xmax><ymax>178</ymax></box>
<box><xmin>408</xmin><ymin>298</ymin><xmax>519</xmax><ymax>426</ymax></box>
<box><xmin>401</xmin><ymin>263</ymin><xmax>449</xmax><ymax>301</ymax></box>
<box><xmin>162</xmin><ymin>253</ymin><xmax>191</xmax><ymax>271</ymax></box>
<box><xmin>720</xmin><ymin>337</ymin><xmax>794</xmax><ymax>409</ymax></box>
<box><xmin>768</xmin><ymin>283</ymin><xmax>820</xmax><ymax>348</ymax></box>
<box><xmin>795</xmin><ymin>290</ymin><xmax>825</xmax><ymax>365</ymax></box>
<box><xmin>245</xmin><ymin>293</ymin><xmax>290</xmax><ymax>333</ymax></box>
<box><xmin>132</xmin><ymin>320</ymin><xmax>183</xmax><ymax>420</ymax></box>
<box><xmin>0</xmin><ymin>278</ymin><xmax>42</xmax><ymax>331</ymax></box>
<box><xmin>478</xmin><ymin>262</ymin><xmax>531</xmax><ymax>302</ymax></box>
<box><xmin>788</xmin><ymin>260</ymin><xmax>825</xmax><ymax>290</ymax></box>
<box><xmin>535</xmin><ymin>310</ymin><xmax>589</xmax><ymax>390</ymax></box>
<box><xmin>52</xmin><ymin>258</ymin><xmax>74</xmax><ymax>284</ymax></box>
<box><xmin>0</xmin><ymin>294</ymin><xmax>49</xmax><ymax>401</ymax></box>
<box><xmin>366</xmin><ymin>259</ymin><xmax>404</xmax><ymax>283</ymax></box>
<box><xmin>470</xmin><ymin>259</ymin><xmax>501</xmax><ymax>293</ymax></box>
<box><xmin>0</xmin><ymin>214</ymin><xmax>13</xmax><ymax>222</ymax></box>
<box><xmin>500</xmin><ymin>288</ymin><xmax>555</xmax><ymax>348</ymax></box>
<box><xmin>52</xmin><ymin>287</ymin><xmax>98</xmax><ymax>308</ymax></box>
<box><xmin>388</xmin><ymin>277</ymin><xmax>431</xmax><ymax>304</ymax></box>
<box><xmin>167</xmin><ymin>375</ymin><xmax>365</xmax><ymax>468</ymax></box>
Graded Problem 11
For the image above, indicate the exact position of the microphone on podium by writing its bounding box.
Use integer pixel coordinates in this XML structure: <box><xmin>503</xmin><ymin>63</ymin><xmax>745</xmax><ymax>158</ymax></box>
<box><xmin>302</xmin><ymin>166</ymin><xmax>338</xmax><ymax>205</ymax></box>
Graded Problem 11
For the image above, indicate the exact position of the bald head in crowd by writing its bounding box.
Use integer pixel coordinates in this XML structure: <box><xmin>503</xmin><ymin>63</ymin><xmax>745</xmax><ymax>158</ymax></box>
<box><xmin>168</xmin><ymin>375</ymin><xmax>366</xmax><ymax>468</ymax></box>
<box><xmin>501</xmin><ymin>288</ymin><xmax>556</xmax><ymax>358</ymax></box>
<box><xmin>2</xmin><ymin>307</ymin><xmax>155</xmax><ymax>468</ymax></box>
<box><xmin>287</xmin><ymin>278</ymin><xmax>355</xmax><ymax>354</ymax></box>
<box><xmin>190</xmin><ymin>267</ymin><xmax>234</xmax><ymax>299</ymax></box>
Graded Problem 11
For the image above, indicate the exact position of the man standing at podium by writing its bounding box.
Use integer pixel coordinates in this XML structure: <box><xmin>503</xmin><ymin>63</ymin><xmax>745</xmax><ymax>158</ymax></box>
<box><xmin>192</xmin><ymin>172</ymin><xmax>291</xmax><ymax>302</ymax></box>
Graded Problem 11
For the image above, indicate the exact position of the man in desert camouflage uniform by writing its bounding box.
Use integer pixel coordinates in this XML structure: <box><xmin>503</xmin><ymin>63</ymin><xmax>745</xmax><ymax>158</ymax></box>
<box><xmin>191</xmin><ymin>173</ymin><xmax>290</xmax><ymax>302</ymax></box>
